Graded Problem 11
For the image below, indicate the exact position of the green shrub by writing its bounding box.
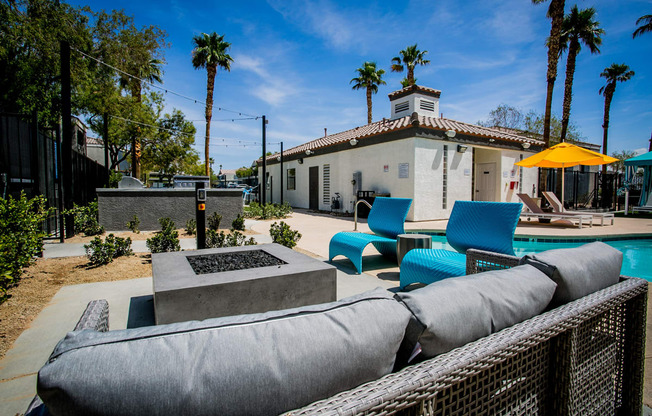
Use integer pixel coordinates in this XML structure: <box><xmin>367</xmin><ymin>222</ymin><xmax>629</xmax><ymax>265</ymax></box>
<box><xmin>185</xmin><ymin>219</ymin><xmax>196</xmax><ymax>235</ymax></box>
<box><xmin>84</xmin><ymin>234</ymin><xmax>133</xmax><ymax>266</ymax></box>
<box><xmin>65</xmin><ymin>201</ymin><xmax>104</xmax><ymax>236</ymax></box>
<box><xmin>0</xmin><ymin>192</ymin><xmax>51</xmax><ymax>302</ymax></box>
<box><xmin>108</xmin><ymin>171</ymin><xmax>122</xmax><ymax>188</ymax></box>
<box><xmin>146</xmin><ymin>218</ymin><xmax>180</xmax><ymax>253</ymax></box>
<box><xmin>269</xmin><ymin>221</ymin><xmax>301</xmax><ymax>248</ymax></box>
<box><xmin>126</xmin><ymin>215</ymin><xmax>140</xmax><ymax>234</ymax></box>
<box><xmin>205</xmin><ymin>230</ymin><xmax>257</xmax><ymax>248</ymax></box>
<box><xmin>207</xmin><ymin>212</ymin><xmax>222</xmax><ymax>231</ymax></box>
<box><xmin>231</xmin><ymin>213</ymin><xmax>245</xmax><ymax>231</ymax></box>
<box><xmin>244</xmin><ymin>202</ymin><xmax>293</xmax><ymax>220</ymax></box>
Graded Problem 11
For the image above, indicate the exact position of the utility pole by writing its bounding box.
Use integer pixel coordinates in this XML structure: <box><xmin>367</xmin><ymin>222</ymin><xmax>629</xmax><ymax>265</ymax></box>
<box><xmin>60</xmin><ymin>40</ymin><xmax>74</xmax><ymax>238</ymax></box>
<box><xmin>280</xmin><ymin>141</ymin><xmax>283</xmax><ymax>205</ymax></box>
<box><xmin>261</xmin><ymin>115</ymin><xmax>267</xmax><ymax>205</ymax></box>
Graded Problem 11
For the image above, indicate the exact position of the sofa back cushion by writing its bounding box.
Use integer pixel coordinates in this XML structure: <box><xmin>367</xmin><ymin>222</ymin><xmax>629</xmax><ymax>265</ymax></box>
<box><xmin>397</xmin><ymin>265</ymin><xmax>556</xmax><ymax>359</ymax></box>
<box><xmin>38</xmin><ymin>288</ymin><xmax>412</xmax><ymax>416</ymax></box>
<box><xmin>519</xmin><ymin>241</ymin><xmax>622</xmax><ymax>305</ymax></box>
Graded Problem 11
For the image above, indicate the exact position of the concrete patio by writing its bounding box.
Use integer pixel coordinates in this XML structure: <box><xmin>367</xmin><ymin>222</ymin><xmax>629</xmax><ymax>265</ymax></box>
<box><xmin>1</xmin><ymin>209</ymin><xmax>651</xmax><ymax>415</ymax></box>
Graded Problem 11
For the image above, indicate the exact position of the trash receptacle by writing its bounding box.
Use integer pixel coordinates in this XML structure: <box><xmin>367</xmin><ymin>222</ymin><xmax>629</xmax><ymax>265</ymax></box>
<box><xmin>356</xmin><ymin>191</ymin><xmax>375</xmax><ymax>218</ymax></box>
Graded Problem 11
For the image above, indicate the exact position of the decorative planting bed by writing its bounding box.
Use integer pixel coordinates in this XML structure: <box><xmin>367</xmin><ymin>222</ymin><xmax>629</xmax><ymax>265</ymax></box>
<box><xmin>152</xmin><ymin>244</ymin><xmax>337</xmax><ymax>324</ymax></box>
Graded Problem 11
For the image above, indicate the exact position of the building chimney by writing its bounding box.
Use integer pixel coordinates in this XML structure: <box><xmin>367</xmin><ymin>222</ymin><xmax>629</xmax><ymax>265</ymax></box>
<box><xmin>324</xmin><ymin>128</ymin><xmax>327</xmax><ymax>137</ymax></box>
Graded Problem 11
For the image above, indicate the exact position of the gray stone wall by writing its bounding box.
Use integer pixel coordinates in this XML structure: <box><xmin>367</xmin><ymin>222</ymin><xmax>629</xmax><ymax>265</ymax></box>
<box><xmin>97</xmin><ymin>189</ymin><xmax>243</xmax><ymax>231</ymax></box>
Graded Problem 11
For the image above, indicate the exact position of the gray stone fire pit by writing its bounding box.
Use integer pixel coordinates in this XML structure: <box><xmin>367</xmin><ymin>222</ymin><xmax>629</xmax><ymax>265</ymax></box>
<box><xmin>152</xmin><ymin>244</ymin><xmax>337</xmax><ymax>324</ymax></box>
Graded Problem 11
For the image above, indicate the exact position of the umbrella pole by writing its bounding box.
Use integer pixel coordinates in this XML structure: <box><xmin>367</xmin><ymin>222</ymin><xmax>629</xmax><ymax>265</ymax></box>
<box><xmin>561</xmin><ymin>166</ymin><xmax>565</xmax><ymax>212</ymax></box>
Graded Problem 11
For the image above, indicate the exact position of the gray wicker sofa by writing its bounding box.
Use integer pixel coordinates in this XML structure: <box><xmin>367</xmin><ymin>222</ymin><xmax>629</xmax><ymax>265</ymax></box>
<box><xmin>27</xmin><ymin>244</ymin><xmax>647</xmax><ymax>416</ymax></box>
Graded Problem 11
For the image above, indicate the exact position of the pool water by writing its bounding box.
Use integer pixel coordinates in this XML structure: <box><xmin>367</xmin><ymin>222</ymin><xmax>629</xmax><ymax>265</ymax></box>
<box><xmin>423</xmin><ymin>234</ymin><xmax>652</xmax><ymax>281</ymax></box>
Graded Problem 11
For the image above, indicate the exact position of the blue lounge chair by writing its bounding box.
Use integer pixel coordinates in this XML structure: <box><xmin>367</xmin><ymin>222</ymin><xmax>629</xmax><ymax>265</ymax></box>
<box><xmin>399</xmin><ymin>201</ymin><xmax>522</xmax><ymax>288</ymax></box>
<box><xmin>329</xmin><ymin>197</ymin><xmax>412</xmax><ymax>274</ymax></box>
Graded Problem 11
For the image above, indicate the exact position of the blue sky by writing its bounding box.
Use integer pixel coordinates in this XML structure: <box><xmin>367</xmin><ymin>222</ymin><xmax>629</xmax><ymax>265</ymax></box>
<box><xmin>70</xmin><ymin>0</ymin><xmax>652</xmax><ymax>170</ymax></box>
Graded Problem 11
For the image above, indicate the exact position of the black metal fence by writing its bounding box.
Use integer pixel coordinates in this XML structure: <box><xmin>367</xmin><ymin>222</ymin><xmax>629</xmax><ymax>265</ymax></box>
<box><xmin>543</xmin><ymin>168</ymin><xmax>622</xmax><ymax>211</ymax></box>
<box><xmin>0</xmin><ymin>113</ymin><xmax>107</xmax><ymax>238</ymax></box>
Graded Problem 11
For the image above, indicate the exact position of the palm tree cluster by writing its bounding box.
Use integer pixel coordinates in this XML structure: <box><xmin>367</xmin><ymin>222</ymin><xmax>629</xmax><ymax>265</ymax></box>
<box><xmin>534</xmin><ymin>1</ymin><xmax>643</xmax><ymax>163</ymax></box>
<box><xmin>350</xmin><ymin>44</ymin><xmax>429</xmax><ymax>125</ymax></box>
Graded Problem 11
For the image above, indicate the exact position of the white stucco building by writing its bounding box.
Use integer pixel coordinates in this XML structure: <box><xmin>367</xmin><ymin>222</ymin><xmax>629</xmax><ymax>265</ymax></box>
<box><xmin>259</xmin><ymin>85</ymin><xmax>544</xmax><ymax>221</ymax></box>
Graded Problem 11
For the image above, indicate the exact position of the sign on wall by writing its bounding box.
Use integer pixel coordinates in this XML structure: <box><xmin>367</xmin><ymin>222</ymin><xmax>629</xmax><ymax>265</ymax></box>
<box><xmin>399</xmin><ymin>163</ymin><xmax>409</xmax><ymax>179</ymax></box>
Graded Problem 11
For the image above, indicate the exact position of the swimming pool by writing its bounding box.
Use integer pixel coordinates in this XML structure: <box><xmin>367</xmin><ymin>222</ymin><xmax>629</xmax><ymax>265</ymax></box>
<box><xmin>417</xmin><ymin>233</ymin><xmax>652</xmax><ymax>281</ymax></box>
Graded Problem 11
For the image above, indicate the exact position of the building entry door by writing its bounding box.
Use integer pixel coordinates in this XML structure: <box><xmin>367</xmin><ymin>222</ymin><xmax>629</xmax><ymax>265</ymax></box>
<box><xmin>309</xmin><ymin>166</ymin><xmax>319</xmax><ymax>210</ymax></box>
<box><xmin>476</xmin><ymin>162</ymin><xmax>496</xmax><ymax>201</ymax></box>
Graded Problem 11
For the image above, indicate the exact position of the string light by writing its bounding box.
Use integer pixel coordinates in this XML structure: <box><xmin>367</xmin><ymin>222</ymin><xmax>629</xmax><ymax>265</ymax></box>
<box><xmin>72</xmin><ymin>47</ymin><xmax>260</xmax><ymax>119</ymax></box>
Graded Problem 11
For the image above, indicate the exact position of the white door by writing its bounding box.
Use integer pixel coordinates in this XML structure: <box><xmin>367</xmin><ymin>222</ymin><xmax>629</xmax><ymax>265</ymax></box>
<box><xmin>476</xmin><ymin>162</ymin><xmax>496</xmax><ymax>201</ymax></box>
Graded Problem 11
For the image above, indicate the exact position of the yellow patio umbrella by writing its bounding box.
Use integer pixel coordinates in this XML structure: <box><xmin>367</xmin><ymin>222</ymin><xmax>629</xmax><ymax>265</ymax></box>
<box><xmin>515</xmin><ymin>142</ymin><xmax>618</xmax><ymax>209</ymax></box>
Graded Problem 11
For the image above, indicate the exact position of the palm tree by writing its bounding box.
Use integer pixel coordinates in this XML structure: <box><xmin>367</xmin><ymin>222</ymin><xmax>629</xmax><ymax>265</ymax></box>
<box><xmin>533</xmin><ymin>0</ymin><xmax>565</xmax><ymax>148</ymax></box>
<box><xmin>121</xmin><ymin>58</ymin><xmax>163</xmax><ymax>179</ymax></box>
<box><xmin>558</xmin><ymin>6</ymin><xmax>603</xmax><ymax>142</ymax></box>
<box><xmin>350</xmin><ymin>62</ymin><xmax>386</xmax><ymax>124</ymax></box>
<box><xmin>391</xmin><ymin>44</ymin><xmax>429</xmax><ymax>86</ymax></box>
<box><xmin>633</xmin><ymin>13</ymin><xmax>652</xmax><ymax>38</ymax></box>
<box><xmin>192</xmin><ymin>32</ymin><xmax>233</xmax><ymax>176</ymax></box>
<box><xmin>599</xmin><ymin>63</ymin><xmax>634</xmax><ymax>176</ymax></box>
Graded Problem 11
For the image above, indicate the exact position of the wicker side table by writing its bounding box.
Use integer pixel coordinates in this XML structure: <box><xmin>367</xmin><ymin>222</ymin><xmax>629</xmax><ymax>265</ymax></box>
<box><xmin>396</xmin><ymin>234</ymin><xmax>432</xmax><ymax>266</ymax></box>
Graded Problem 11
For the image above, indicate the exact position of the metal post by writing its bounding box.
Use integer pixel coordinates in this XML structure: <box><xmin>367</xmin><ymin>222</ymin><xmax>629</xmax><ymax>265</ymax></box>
<box><xmin>261</xmin><ymin>115</ymin><xmax>266</xmax><ymax>206</ymax></box>
<box><xmin>195</xmin><ymin>182</ymin><xmax>206</xmax><ymax>249</ymax></box>
<box><xmin>103</xmin><ymin>113</ymin><xmax>110</xmax><ymax>185</ymax></box>
<box><xmin>56</xmin><ymin>124</ymin><xmax>64</xmax><ymax>243</ymax></box>
<box><xmin>30</xmin><ymin>110</ymin><xmax>39</xmax><ymax>196</ymax></box>
<box><xmin>280</xmin><ymin>141</ymin><xmax>283</xmax><ymax>205</ymax></box>
<box><xmin>60</xmin><ymin>40</ymin><xmax>74</xmax><ymax>238</ymax></box>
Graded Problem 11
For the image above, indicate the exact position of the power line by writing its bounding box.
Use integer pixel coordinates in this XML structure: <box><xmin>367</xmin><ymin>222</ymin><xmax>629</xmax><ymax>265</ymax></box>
<box><xmin>72</xmin><ymin>47</ymin><xmax>260</xmax><ymax>119</ymax></box>
<box><xmin>108</xmin><ymin>114</ymin><xmax>262</xmax><ymax>146</ymax></box>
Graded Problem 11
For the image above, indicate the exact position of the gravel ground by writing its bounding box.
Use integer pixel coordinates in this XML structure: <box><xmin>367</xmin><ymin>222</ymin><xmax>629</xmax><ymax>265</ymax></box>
<box><xmin>187</xmin><ymin>250</ymin><xmax>286</xmax><ymax>274</ymax></box>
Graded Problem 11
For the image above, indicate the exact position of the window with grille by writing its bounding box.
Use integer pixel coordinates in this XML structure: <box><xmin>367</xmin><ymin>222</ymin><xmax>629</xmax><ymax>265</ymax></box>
<box><xmin>323</xmin><ymin>164</ymin><xmax>330</xmax><ymax>204</ymax></box>
<box><xmin>395</xmin><ymin>101</ymin><xmax>409</xmax><ymax>113</ymax></box>
<box><xmin>420</xmin><ymin>100</ymin><xmax>435</xmax><ymax>111</ymax></box>
<box><xmin>287</xmin><ymin>168</ymin><xmax>296</xmax><ymax>190</ymax></box>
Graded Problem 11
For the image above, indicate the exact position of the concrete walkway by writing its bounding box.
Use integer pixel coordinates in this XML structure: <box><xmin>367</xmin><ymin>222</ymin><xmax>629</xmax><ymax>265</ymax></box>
<box><xmin>2</xmin><ymin>211</ymin><xmax>651</xmax><ymax>414</ymax></box>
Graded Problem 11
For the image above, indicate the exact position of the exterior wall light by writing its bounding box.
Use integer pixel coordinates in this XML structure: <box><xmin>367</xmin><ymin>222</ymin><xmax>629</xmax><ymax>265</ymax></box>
<box><xmin>276</xmin><ymin>156</ymin><xmax>281</xmax><ymax>162</ymax></box>
<box><xmin>305</xmin><ymin>149</ymin><xmax>313</xmax><ymax>155</ymax></box>
<box><xmin>522</xmin><ymin>142</ymin><xmax>531</xmax><ymax>149</ymax></box>
<box><xmin>298</xmin><ymin>158</ymin><xmax>304</xmax><ymax>164</ymax></box>
<box><xmin>445</xmin><ymin>130</ymin><xmax>456</xmax><ymax>138</ymax></box>
<box><xmin>350</xmin><ymin>139</ymin><xmax>358</xmax><ymax>146</ymax></box>
<box><xmin>457</xmin><ymin>144</ymin><xmax>468</xmax><ymax>153</ymax></box>
<box><xmin>489</xmin><ymin>138</ymin><xmax>496</xmax><ymax>142</ymax></box>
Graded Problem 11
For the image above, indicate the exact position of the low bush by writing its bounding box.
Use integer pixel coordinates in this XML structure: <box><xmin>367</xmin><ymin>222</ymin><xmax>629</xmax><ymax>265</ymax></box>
<box><xmin>0</xmin><ymin>192</ymin><xmax>51</xmax><ymax>302</ymax></box>
<box><xmin>85</xmin><ymin>234</ymin><xmax>133</xmax><ymax>266</ymax></box>
<box><xmin>205</xmin><ymin>230</ymin><xmax>257</xmax><ymax>248</ymax></box>
<box><xmin>269</xmin><ymin>221</ymin><xmax>301</xmax><ymax>249</ymax></box>
<box><xmin>185</xmin><ymin>219</ymin><xmax>196</xmax><ymax>236</ymax></box>
<box><xmin>108</xmin><ymin>171</ymin><xmax>122</xmax><ymax>188</ymax></box>
<box><xmin>231</xmin><ymin>214</ymin><xmax>245</xmax><ymax>231</ymax></box>
<box><xmin>207</xmin><ymin>212</ymin><xmax>222</xmax><ymax>231</ymax></box>
<box><xmin>244</xmin><ymin>202</ymin><xmax>293</xmax><ymax>220</ymax></box>
<box><xmin>126</xmin><ymin>215</ymin><xmax>140</xmax><ymax>234</ymax></box>
<box><xmin>146</xmin><ymin>218</ymin><xmax>180</xmax><ymax>253</ymax></box>
<box><xmin>65</xmin><ymin>201</ymin><xmax>104</xmax><ymax>236</ymax></box>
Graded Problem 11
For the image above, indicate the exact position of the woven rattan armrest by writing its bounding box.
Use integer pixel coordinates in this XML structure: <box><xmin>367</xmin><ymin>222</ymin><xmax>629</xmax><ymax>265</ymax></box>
<box><xmin>466</xmin><ymin>248</ymin><xmax>521</xmax><ymax>274</ymax></box>
<box><xmin>25</xmin><ymin>300</ymin><xmax>109</xmax><ymax>416</ymax></box>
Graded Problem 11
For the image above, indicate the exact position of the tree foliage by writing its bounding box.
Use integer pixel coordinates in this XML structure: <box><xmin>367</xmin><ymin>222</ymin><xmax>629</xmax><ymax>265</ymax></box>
<box><xmin>611</xmin><ymin>150</ymin><xmax>638</xmax><ymax>174</ymax></box>
<box><xmin>351</xmin><ymin>61</ymin><xmax>386</xmax><ymax>124</ymax></box>
<box><xmin>391</xmin><ymin>44</ymin><xmax>429</xmax><ymax>86</ymax></box>
<box><xmin>477</xmin><ymin>104</ymin><xmax>524</xmax><ymax>129</ymax></box>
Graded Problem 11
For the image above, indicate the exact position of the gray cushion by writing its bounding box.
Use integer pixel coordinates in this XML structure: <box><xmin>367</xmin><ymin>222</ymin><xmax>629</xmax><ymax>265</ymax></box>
<box><xmin>519</xmin><ymin>241</ymin><xmax>622</xmax><ymax>305</ymax></box>
<box><xmin>38</xmin><ymin>288</ymin><xmax>412</xmax><ymax>416</ymax></box>
<box><xmin>397</xmin><ymin>265</ymin><xmax>556</xmax><ymax>359</ymax></box>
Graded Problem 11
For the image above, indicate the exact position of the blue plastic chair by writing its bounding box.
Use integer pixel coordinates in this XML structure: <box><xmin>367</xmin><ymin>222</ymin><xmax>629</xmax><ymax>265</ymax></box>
<box><xmin>399</xmin><ymin>201</ymin><xmax>522</xmax><ymax>288</ymax></box>
<box><xmin>329</xmin><ymin>197</ymin><xmax>412</xmax><ymax>274</ymax></box>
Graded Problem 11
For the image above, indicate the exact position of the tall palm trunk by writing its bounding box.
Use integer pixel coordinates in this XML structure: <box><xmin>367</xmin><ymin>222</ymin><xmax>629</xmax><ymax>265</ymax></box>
<box><xmin>407</xmin><ymin>68</ymin><xmax>414</xmax><ymax>85</ymax></box>
<box><xmin>131</xmin><ymin>82</ymin><xmax>142</xmax><ymax>179</ymax></box>
<box><xmin>601</xmin><ymin>83</ymin><xmax>615</xmax><ymax>176</ymax></box>
<box><xmin>366</xmin><ymin>87</ymin><xmax>372</xmax><ymax>124</ymax></box>
<box><xmin>560</xmin><ymin>40</ymin><xmax>579</xmax><ymax>142</ymax></box>
<box><xmin>204</xmin><ymin>64</ymin><xmax>216</xmax><ymax>176</ymax></box>
<box><xmin>543</xmin><ymin>0</ymin><xmax>565</xmax><ymax>147</ymax></box>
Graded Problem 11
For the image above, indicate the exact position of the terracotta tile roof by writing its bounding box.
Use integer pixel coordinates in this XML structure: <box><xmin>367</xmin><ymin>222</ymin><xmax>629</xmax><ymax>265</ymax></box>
<box><xmin>388</xmin><ymin>84</ymin><xmax>441</xmax><ymax>100</ymax></box>
<box><xmin>86</xmin><ymin>136</ymin><xmax>103</xmax><ymax>146</ymax></box>
<box><xmin>219</xmin><ymin>169</ymin><xmax>237</xmax><ymax>176</ymax></box>
<box><xmin>265</xmin><ymin>114</ymin><xmax>543</xmax><ymax>162</ymax></box>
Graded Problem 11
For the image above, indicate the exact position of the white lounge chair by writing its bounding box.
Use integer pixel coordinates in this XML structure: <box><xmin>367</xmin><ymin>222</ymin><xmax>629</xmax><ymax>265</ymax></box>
<box><xmin>542</xmin><ymin>191</ymin><xmax>614</xmax><ymax>226</ymax></box>
<box><xmin>517</xmin><ymin>193</ymin><xmax>593</xmax><ymax>229</ymax></box>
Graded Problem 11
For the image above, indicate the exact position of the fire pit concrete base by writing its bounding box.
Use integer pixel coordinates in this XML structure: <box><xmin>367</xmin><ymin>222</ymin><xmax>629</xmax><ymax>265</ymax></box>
<box><xmin>152</xmin><ymin>244</ymin><xmax>337</xmax><ymax>324</ymax></box>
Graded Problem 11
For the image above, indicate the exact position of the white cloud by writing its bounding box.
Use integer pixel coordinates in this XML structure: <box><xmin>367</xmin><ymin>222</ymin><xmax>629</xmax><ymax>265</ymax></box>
<box><xmin>233</xmin><ymin>53</ymin><xmax>300</xmax><ymax>106</ymax></box>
